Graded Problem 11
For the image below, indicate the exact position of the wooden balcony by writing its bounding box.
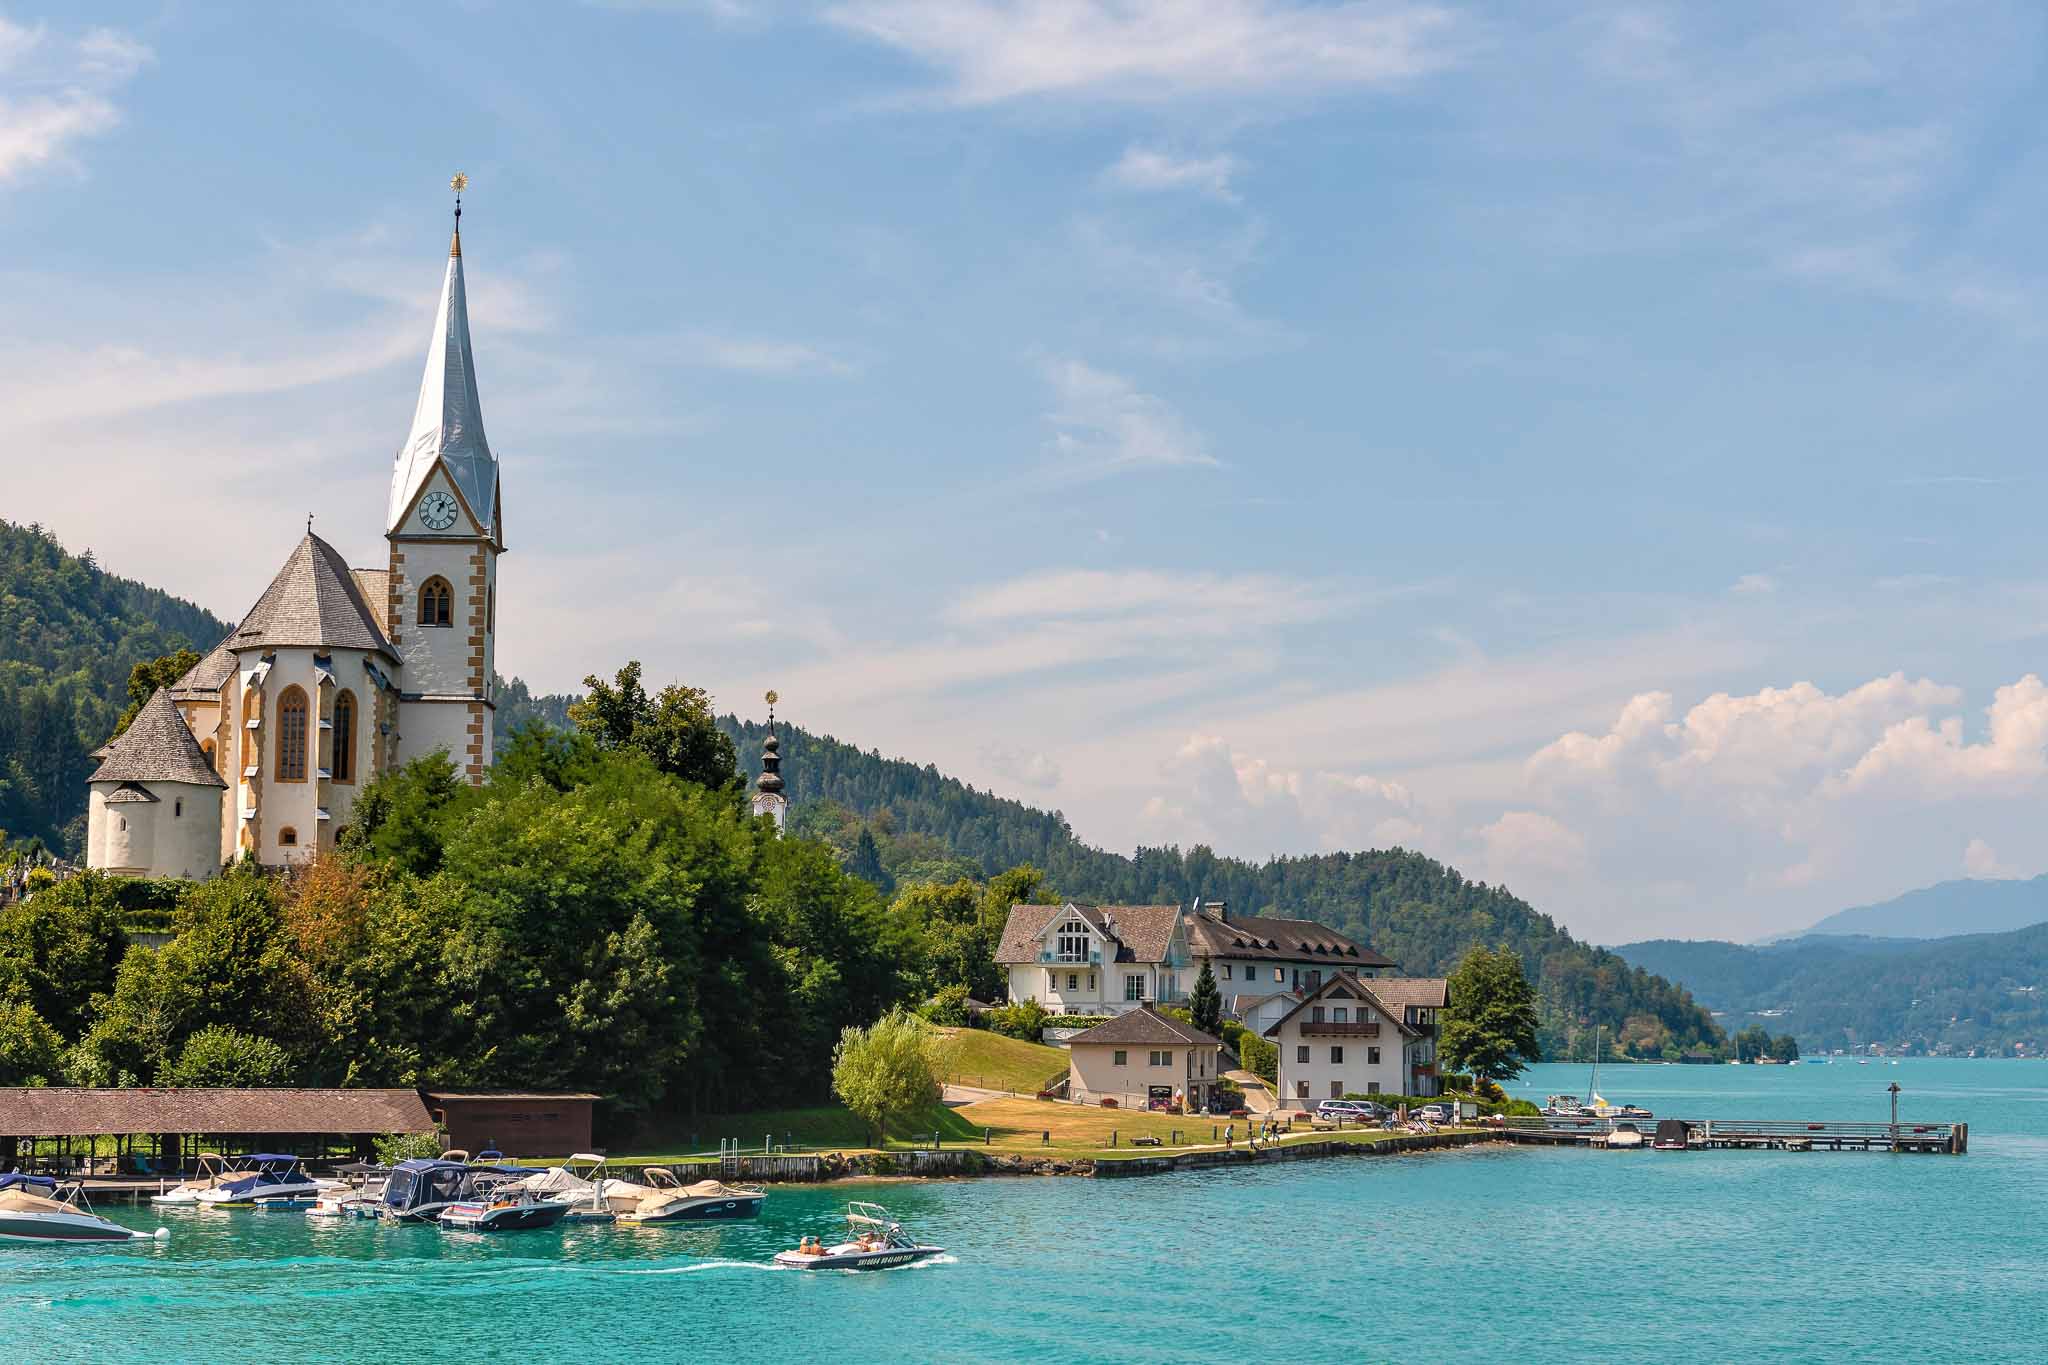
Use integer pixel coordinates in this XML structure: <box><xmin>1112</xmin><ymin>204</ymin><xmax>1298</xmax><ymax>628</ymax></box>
<box><xmin>1299</xmin><ymin>1020</ymin><xmax>1381</xmax><ymax>1038</ymax></box>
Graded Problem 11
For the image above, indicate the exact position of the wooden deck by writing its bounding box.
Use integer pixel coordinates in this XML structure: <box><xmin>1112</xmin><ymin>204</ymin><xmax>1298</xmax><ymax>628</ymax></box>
<box><xmin>1503</xmin><ymin>1116</ymin><xmax>1967</xmax><ymax>1154</ymax></box>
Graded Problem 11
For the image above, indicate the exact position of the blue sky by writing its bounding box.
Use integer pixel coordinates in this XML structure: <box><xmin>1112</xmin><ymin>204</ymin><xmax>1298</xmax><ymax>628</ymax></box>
<box><xmin>7</xmin><ymin>1</ymin><xmax>2048</xmax><ymax>943</ymax></box>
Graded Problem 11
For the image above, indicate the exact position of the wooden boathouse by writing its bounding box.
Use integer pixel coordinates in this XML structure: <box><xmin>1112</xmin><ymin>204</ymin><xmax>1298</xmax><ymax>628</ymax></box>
<box><xmin>0</xmin><ymin>1088</ymin><xmax>436</xmax><ymax>1175</ymax></box>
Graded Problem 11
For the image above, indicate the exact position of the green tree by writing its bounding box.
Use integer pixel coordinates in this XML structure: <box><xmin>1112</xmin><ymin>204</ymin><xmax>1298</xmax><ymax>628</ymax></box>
<box><xmin>570</xmin><ymin>661</ymin><xmax>738</xmax><ymax>792</ymax></box>
<box><xmin>1440</xmin><ymin>945</ymin><xmax>1542</xmax><ymax>1084</ymax></box>
<box><xmin>0</xmin><ymin>998</ymin><xmax>63</xmax><ymax>1085</ymax></box>
<box><xmin>831</xmin><ymin>1007</ymin><xmax>942</xmax><ymax>1145</ymax></box>
<box><xmin>162</xmin><ymin>1024</ymin><xmax>292</xmax><ymax>1087</ymax></box>
<box><xmin>1189</xmin><ymin>960</ymin><xmax>1222</xmax><ymax>1036</ymax></box>
<box><xmin>0</xmin><ymin>869</ymin><xmax>129</xmax><ymax>1037</ymax></box>
<box><xmin>341</xmin><ymin>753</ymin><xmax>474</xmax><ymax>876</ymax></box>
<box><xmin>111</xmin><ymin>649</ymin><xmax>202</xmax><ymax>737</ymax></box>
<box><xmin>1768</xmin><ymin>1032</ymin><xmax>1800</xmax><ymax>1062</ymax></box>
<box><xmin>1734</xmin><ymin>1024</ymin><xmax>1771</xmax><ymax>1063</ymax></box>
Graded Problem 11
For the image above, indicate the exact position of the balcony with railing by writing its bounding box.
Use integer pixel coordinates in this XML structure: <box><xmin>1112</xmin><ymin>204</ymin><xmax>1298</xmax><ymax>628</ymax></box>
<box><xmin>1299</xmin><ymin>1020</ymin><xmax>1381</xmax><ymax>1038</ymax></box>
<box><xmin>1039</xmin><ymin>949</ymin><xmax>1102</xmax><ymax>965</ymax></box>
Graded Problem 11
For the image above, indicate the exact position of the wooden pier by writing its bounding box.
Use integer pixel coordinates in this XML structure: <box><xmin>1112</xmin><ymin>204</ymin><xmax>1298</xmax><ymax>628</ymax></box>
<box><xmin>1503</xmin><ymin>1116</ymin><xmax>1967</xmax><ymax>1155</ymax></box>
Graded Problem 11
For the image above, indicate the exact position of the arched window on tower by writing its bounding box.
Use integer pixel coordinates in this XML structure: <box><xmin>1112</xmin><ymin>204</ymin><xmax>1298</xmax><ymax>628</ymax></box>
<box><xmin>277</xmin><ymin>686</ymin><xmax>308</xmax><ymax>782</ymax></box>
<box><xmin>279</xmin><ymin>826</ymin><xmax>298</xmax><ymax>848</ymax></box>
<box><xmin>419</xmin><ymin>577</ymin><xmax>454</xmax><ymax>627</ymax></box>
<box><xmin>332</xmin><ymin>689</ymin><xmax>357</xmax><ymax>784</ymax></box>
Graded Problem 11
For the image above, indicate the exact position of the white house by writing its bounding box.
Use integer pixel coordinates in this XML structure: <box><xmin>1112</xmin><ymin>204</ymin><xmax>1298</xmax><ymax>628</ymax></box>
<box><xmin>995</xmin><ymin>903</ymin><xmax>1193</xmax><ymax>1015</ymax></box>
<box><xmin>1065</xmin><ymin>1006</ymin><xmax>1223</xmax><ymax>1112</ymax></box>
<box><xmin>1182</xmin><ymin>902</ymin><xmax>1395</xmax><ymax>1014</ymax></box>
<box><xmin>1265</xmin><ymin>972</ymin><xmax>1450</xmax><ymax>1107</ymax></box>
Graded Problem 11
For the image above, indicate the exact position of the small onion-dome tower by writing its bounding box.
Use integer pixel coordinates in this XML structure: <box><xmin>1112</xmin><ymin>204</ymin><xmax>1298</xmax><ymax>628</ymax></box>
<box><xmin>751</xmin><ymin>690</ymin><xmax>787</xmax><ymax>831</ymax></box>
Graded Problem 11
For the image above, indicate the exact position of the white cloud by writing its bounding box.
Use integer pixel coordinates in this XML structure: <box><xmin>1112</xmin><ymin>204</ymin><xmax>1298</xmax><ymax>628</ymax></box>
<box><xmin>1037</xmin><ymin>357</ymin><xmax>1218</xmax><ymax>482</ymax></box>
<box><xmin>675</xmin><ymin>331</ymin><xmax>855</xmax><ymax>375</ymax></box>
<box><xmin>981</xmin><ymin>744</ymin><xmax>1061</xmax><ymax>790</ymax></box>
<box><xmin>1963</xmin><ymin>837</ymin><xmax>2014</xmax><ymax>880</ymax></box>
<box><xmin>1730</xmin><ymin>573</ymin><xmax>1776</xmax><ymax>596</ymax></box>
<box><xmin>1104</xmin><ymin>146</ymin><xmax>1242</xmax><ymax>202</ymax></box>
<box><xmin>1140</xmin><ymin>733</ymin><xmax>1419</xmax><ymax>858</ymax></box>
<box><xmin>0</xmin><ymin>17</ymin><xmax>150</xmax><ymax>185</ymax></box>
<box><xmin>948</xmin><ymin>568</ymin><xmax>1324</xmax><ymax>628</ymax></box>
<box><xmin>823</xmin><ymin>0</ymin><xmax>1459</xmax><ymax>106</ymax></box>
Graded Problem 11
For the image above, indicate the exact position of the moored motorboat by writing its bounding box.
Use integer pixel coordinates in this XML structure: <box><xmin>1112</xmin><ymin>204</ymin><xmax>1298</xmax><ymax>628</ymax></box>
<box><xmin>194</xmin><ymin>1155</ymin><xmax>323</xmax><ymax>1210</ymax></box>
<box><xmin>0</xmin><ymin>1174</ymin><xmax>166</xmax><ymax>1244</ymax></box>
<box><xmin>374</xmin><ymin>1158</ymin><xmax>483</xmax><ymax>1223</ymax></box>
<box><xmin>307</xmin><ymin>1162</ymin><xmax>387</xmax><ymax>1219</ymax></box>
<box><xmin>1605</xmin><ymin>1121</ymin><xmax>1646</xmax><ymax>1149</ymax></box>
<box><xmin>437</xmin><ymin>1185</ymin><xmax>573</xmax><ymax>1233</ymax></box>
<box><xmin>497</xmin><ymin>1153</ymin><xmax>616</xmax><ymax>1222</ymax></box>
<box><xmin>773</xmin><ymin>1202</ymin><xmax>942</xmax><ymax>1271</ymax></box>
<box><xmin>152</xmin><ymin>1152</ymin><xmax>246</xmax><ymax>1207</ymax></box>
<box><xmin>601</xmin><ymin>1166</ymin><xmax>766</xmax><ymax>1224</ymax></box>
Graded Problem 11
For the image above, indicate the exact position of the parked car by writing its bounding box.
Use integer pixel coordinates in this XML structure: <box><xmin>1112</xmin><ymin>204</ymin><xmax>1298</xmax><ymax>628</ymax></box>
<box><xmin>1316</xmin><ymin>1099</ymin><xmax>1388</xmax><ymax>1122</ymax></box>
<box><xmin>1413</xmin><ymin>1103</ymin><xmax>1453</xmax><ymax>1125</ymax></box>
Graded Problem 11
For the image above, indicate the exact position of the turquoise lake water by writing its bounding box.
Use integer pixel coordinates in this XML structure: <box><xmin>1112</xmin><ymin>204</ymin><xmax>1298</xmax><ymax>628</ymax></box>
<box><xmin>3</xmin><ymin>1058</ymin><xmax>2042</xmax><ymax>1363</ymax></box>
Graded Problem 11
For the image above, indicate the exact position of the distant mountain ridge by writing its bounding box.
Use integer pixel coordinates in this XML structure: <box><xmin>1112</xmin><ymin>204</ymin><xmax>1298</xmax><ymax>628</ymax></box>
<box><xmin>1614</xmin><ymin>925</ymin><xmax>2048</xmax><ymax>1054</ymax></box>
<box><xmin>1777</xmin><ymin>874</ymin><xmax>2048</xmax><ymax>941</ymax></box>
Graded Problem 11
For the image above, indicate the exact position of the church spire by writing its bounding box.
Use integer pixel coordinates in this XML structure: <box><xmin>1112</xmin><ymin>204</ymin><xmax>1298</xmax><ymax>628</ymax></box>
<box><xmin>389</xmin><ymin>172</ymin><xmax>498</xmax><ymax>542</ymax></box>
<box><xmin>752</xmin><ymin>690</ymin><xmax>788</xmax><ymax>831</ymax></box>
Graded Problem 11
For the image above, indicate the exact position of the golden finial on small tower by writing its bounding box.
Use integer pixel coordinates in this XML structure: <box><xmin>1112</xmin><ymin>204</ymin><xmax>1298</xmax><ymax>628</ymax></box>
<box><xmin>449</xmin><ymin>171</ymin><xmax>468</xmax><ymax>257</ymax></box>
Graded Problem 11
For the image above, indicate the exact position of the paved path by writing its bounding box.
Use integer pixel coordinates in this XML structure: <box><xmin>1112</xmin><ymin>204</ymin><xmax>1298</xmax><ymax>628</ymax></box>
<box><xmin>942</xmin><ymin>1083</ymin><xmax>1016</xmax><ymax>1104</ymax></box>
<box><xmin>1223</xmin><ymin>1070</ymin><xmax>1277</xmax><ymax>1113</ymax></box>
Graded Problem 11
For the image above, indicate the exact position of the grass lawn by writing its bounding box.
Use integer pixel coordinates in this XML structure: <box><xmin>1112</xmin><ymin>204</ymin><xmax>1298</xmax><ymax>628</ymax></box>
<box><xmin>933</xmin><ymin>1028</ymin><xmax>1071</xmax><ymax>1095</ymax></box>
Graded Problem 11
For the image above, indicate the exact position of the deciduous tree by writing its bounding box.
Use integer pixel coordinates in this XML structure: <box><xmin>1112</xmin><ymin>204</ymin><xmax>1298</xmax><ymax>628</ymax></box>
<box><xmin>831</xmin><ymin>1007</ymin><xmax>941</xmax><ymax>1145</ymax></box>
<box><xmin>1441</xmin><ymin>945</ymin><xmax>1541</xmax><ymax>1084</ymax></box>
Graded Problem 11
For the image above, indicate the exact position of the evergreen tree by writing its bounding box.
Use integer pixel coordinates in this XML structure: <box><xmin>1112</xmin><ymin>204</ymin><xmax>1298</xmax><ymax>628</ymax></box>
<box><xmin>1189</xmin><ymin>960</ymin><xmax>1222</xmax><ymax>1036</ymax></box>
<box><xmin>847</xmin><ymin>828</ymin><xmax>893</xmax><ymax>894</ymax></box>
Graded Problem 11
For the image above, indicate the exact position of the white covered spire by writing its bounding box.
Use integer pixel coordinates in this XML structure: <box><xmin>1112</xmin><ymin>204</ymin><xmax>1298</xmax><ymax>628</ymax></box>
<box><xmin>389</xmin><ymin>190</ymin><xmax>498</xmax><ymax>539</ymax></box>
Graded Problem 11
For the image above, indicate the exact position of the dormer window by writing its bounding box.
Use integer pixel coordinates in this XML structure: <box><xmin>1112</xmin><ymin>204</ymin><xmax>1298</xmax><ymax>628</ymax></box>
<box><xmin>1056</xmin><ymin>919</ymin><xmax>1090</xmax><ymax>963</ymax></box>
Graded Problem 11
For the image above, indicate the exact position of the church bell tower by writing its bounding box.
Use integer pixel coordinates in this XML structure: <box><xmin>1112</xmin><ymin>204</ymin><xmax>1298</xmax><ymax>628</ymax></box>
<box><xmin>385</xmin><ymin>174</ymin><xmax>502</xmax><ymax>783</ymax></box>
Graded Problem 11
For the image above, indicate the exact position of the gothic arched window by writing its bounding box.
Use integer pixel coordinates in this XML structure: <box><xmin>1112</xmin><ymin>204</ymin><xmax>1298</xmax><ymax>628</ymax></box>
<box><xmin>332</xmin><ymin>689</ymin><xmax>357</xmax><ymax>784</ymax></box>
<box><xmin>277</xmin><ymin>686</ymin><xmax>309</xmax><ymax>782</ymax></box>
<box><xmin>418</xmin><ymin>577</ymin><xmax>454</xmax><ymax>628</ymax></box>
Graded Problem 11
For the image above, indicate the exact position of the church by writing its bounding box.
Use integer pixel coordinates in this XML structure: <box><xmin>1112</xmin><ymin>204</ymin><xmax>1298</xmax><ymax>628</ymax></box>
<box><xmin>84</xmin><ymin>193</ymin><xmax>504</xmax><ymax>879</ymax></box>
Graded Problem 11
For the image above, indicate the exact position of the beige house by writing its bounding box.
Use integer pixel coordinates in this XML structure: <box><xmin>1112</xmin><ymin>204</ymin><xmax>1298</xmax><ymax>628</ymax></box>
<box><xmin>1065</xmin><ymin>1006</ymin><xmax>1223</xmax><ymax>1112</ymax></box>
<box><xmin>995</xmin><ymin>903</ymin><xmax>1193</xmax><ymax>1015</ymax></box>
<box><xmin>1266</xmin><ymin>972</ymin><xmax>1451</xmax><ymax>1106</ymax></box>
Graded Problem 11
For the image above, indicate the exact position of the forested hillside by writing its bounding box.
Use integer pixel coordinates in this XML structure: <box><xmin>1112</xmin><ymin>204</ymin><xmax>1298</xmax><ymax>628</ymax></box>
<box><xmin>1616</xmin><ymin>930</ymin><xmax>2048</xmax><ymax>1055</ymax></box>
<box><xmin>722</xmin><ymin>717</ymin><xmax>1722</xmax><ymax>1058</ymax></box>
<box><xmin>0</xmin><ymin>522</ymin><xmax>232</xmax><ymax>853</ymax></box>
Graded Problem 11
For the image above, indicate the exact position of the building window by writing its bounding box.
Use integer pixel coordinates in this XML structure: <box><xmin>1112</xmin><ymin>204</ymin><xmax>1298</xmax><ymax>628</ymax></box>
<box><xmin>1330</xmin><ymin>1046</ymin><xmax>1344</xmax><ymax>1064</ymax></box>
<box><xmin>1056</xmin><ymin>919</ymin><xmax>1089</xmax><ymax>962</ymax></box>
<box><xmin>332</xmin><ymin>689</ymin><xmax>357</xmax><ymax>784</ymax></box>
<box><xmin>1306</xmin><ymin>970</ymin><xmax>1321</xmax><ymax>990</ymax></box>
<box><xmin>1296</xmin><ymin>1046</ymin><xmax>1309</xmax><ymax>1064</ymax></box>
<box><xmin>1125</xmin><ymin>975</ymin><xmax>1143</xmax><ymax>1002</ymax></box>
<box><xmin>1088</xmin><ymin>973</ymin><xmax>1096</xmax><ymax>991</ymax></box>
<box><xmin>1311</xmin><ymin>1006</ymin><xmax>1325</xmax><ymax>1024</ymax></box>
<box><xmin>174</xmin><ymin>799</ymin><xmax>182</xmax><ymax>818</ymax></box>
<box><xmin>1222</xmin><ymin>964</ymin><xmax>1233</xmax><ymax>979</ymax></box>
<box><xmin>276</xmin><ymin>686</ymin><xmax>309</xmax><ymax>782</ymax></box>
<box><xmin>1274</xmin><ymin>968</ymin><xmax>1284</xmax><ymax>983</ymax></box>
<box><xmin>279</xmin><ymin>826</ymin><xmax>298</xmax><ymax>847</ymax></box>
<box><xmin>1067</xmin><ymin>973</ymin><xmax>1079</xmax><ymax>991</ymax></box>
<box><xmin>1046</xmin><ymin>970</ymin><xmax>1056</xmax><ymax>994</ymax></box>
<box><xmin>1149</xmin><ymin>1050</ymin><xmax>1170</xmax><ymax>1067</ymax></box>
<box><xmin>1333</xmin><ymin>1007</ymin><xmax>1348</xmax><ymax>1023</ymax></box>
<box><xmin>1295</xmin><ymin>1081</ymin><xmax>1309</xmax><ymax>1099</ymax></box>
<box><xmin>1330</xmin><ymin>1081</ymin><xmax>1343</xmax><ymax>1099</ymax></box>
<box><xmin>1113</xmin><ymin>1050</ymin><xmax>1127</xmax><ymax>1066</ymax></box>
<box><xmin>1367</xmin><ymin>1082</ymin><xmax>1381</xmax><ymax>1095</ymax></box>
<box><xmin>1368</xmin><ymin>1047</ymin><xmax>1381</xmax><ymax>1066</ymax></box>
<box><xmin>418</xmin><ymin>576</ymin><xmax>454</xmax><ymax>627</ymax></box>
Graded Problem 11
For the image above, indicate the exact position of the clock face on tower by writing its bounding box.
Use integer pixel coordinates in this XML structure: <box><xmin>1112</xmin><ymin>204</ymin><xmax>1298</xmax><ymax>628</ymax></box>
<box><xmin>417</xmin><ymin>491</ymin><xmax>459</xmax><ymax>531</ymax></box>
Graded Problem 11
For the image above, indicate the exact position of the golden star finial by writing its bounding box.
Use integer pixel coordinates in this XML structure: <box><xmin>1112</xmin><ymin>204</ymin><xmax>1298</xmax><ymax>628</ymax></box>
<box><xmin>451</xmin><ymin>171</ymin><xmax>469</xmax><ymax>194</ymax></box>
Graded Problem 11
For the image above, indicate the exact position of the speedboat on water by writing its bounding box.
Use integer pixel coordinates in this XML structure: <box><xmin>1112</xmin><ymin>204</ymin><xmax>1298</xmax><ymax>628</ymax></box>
<box><xmin>773</xmin><ymin>1202</ymin><xmax>943</xmax><ymax>1271</ymax></box>
<box><xmin>1542</xmin><ymin>1094</ymin><xmax>1586</xmax><ymax>1117</ymax></box>
<box><xmin>0</xmin><ymin>1174</ymin><xmax>166</xmax><ymax>1244</ymax></box>
<box><xmin>438</xmin><ymin>1182</ymin><xmax>574</xmax><ymax>1233</ymax></box>
<box><xmin>195</xmin><ymin>1155</ymin><xmax>323</xmax><ymax>1210</ymax></box>
<box><xmin>1603</xmin><ymin>1122</ymin><xmax>1646</xmax><ymax>1149</ymax></box>
<box><xmin>601</xmin><ymin>1166</ymin><xmax>766</xmax><ymax>1223</ymax></box>
<box><xmin>308</xmin><ymin>1162</ymin><xmax>387</xmax><ymax>1219</ymax></box>
<box><xmin>153</xmin><ymin>1152</ymin><xmax>247</xmax><ymax>1207</ymax></box>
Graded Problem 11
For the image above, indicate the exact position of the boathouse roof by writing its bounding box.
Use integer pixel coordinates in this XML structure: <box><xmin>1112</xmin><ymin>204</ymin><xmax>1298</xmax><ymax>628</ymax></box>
<box><xmin>0</xmin><ymin>1087</ymin><xmax>435</xmax><ymax>1137</ymax></box>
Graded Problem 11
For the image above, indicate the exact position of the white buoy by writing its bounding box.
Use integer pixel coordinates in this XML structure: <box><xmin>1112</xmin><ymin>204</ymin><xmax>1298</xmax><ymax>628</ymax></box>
<box><xmin>153</xmin><ymin>1227</ymin><xmax>170</xmax><ymax>1240</ymax></box>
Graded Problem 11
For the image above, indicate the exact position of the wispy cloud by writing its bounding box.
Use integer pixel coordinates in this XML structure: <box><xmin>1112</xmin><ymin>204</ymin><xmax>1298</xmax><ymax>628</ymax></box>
<box><xmin>675</xmin><ymin>331</ymin><xmax>856</xmax><ymax>375</ymax></box>
<box><xmin>822</xmin><ymin>0</ymin><xmax>1460</xmax><ymax>106</ymax></box>
<box><xmin>0</xmin><ymin>17</ymin><xmax>151</xmax><ymax>185</ymax></box>
<box><xmin>1104</xmin><ymin>146</ymin><xmax>1242</xmax><ymax>203</ymax></box>
<box><xmin>1036</xmin><ymin>357</ymin><xmax>1218</xmax><ymax>482</ymax></box>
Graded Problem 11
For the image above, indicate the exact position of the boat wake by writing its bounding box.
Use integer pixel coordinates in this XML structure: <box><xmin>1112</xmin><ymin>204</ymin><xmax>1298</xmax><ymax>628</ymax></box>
<box><xmin>624</xmin><ymin>1259</ymin><xmax>780</xmax><ymax>1275</ymax></box>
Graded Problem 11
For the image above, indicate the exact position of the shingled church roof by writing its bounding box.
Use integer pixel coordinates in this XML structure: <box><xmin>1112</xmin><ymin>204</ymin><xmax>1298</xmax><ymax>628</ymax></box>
<box><xmin>229</xmin><ymin>533</ymin><xmax>395</xmax><ymax>658</ymax></box>
<box><xmin>87</xmin><ymin>689</ymin><xmax>225</xmax><ymax>789</ymax></box>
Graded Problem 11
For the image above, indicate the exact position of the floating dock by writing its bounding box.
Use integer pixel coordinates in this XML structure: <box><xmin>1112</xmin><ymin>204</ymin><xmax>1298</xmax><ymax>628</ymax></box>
<box><xmin>1504</xmin><ymin>1116</ymin><xmax>1967</xmax><ymax>1154</ymax></box>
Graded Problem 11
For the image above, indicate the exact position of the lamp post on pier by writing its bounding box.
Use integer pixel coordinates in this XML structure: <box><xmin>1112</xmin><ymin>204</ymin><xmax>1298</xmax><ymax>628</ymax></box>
<box><xmin>1887</xmin><ymin>1081</ymin><xmax>1901</xmax><ymax>1152</ymax></box>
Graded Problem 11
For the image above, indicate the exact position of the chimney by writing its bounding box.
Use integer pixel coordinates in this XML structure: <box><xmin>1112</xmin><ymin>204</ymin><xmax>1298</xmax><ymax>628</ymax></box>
<box><xmin>1205</xmin><ymin>900</ymin><xmax>1228</xmax><ymax>923</ymax></box>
